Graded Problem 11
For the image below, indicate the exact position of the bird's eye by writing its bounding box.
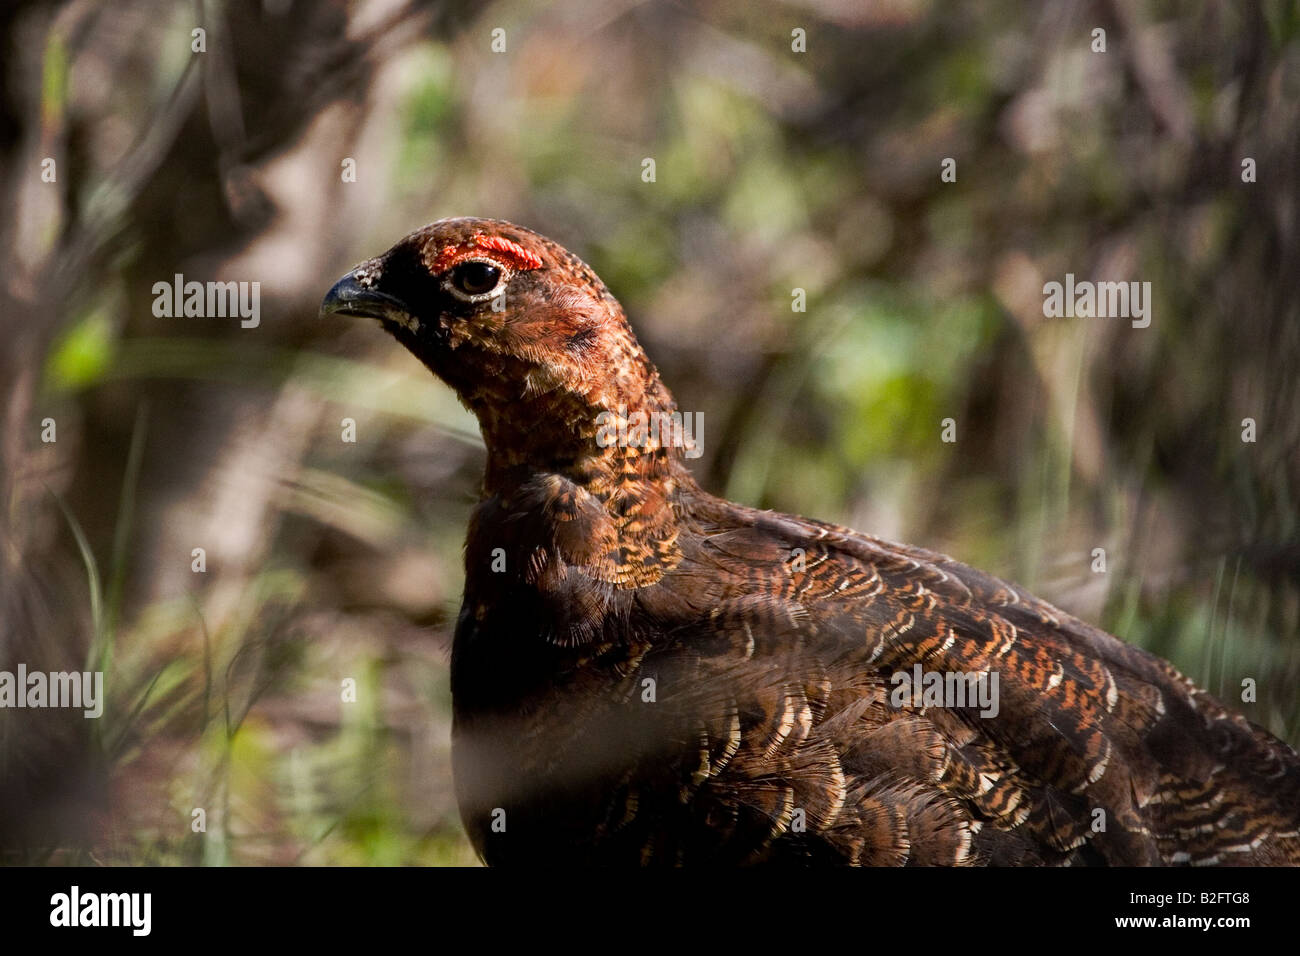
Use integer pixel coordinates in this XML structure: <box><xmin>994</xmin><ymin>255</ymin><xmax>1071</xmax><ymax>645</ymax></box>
<box><xmin>449</xmin><ymin>260</ymin><xmax>503</xmax><ymax>298</ymax></box>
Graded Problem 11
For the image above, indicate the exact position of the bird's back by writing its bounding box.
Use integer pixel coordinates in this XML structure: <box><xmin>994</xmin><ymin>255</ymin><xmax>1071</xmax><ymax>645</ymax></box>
<box><xmin>452</xmin><ymin>483</ymin><xmax>1300</xmax><ymax>865</ymax></box>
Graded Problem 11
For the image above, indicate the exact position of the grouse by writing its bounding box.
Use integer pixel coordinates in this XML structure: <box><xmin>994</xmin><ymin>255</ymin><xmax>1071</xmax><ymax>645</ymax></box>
<box><xmin>321</xmin><ymin>217</ymin><xmax>1300</xmax><ymax>866</ymax></box>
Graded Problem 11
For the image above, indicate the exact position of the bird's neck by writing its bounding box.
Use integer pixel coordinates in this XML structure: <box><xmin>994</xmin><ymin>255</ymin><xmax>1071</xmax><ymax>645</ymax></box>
<box><xmin>474</xmin><ymin>373</ymin><xmax>698</xmax><ymax>588</ymax></box>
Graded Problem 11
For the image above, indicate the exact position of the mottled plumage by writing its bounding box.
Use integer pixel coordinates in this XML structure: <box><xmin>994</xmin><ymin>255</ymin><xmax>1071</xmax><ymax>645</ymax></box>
<box><xmin>322</xmin><ymin>218</ymin><xmax>1300</xmax><ymax>866</ymax></box>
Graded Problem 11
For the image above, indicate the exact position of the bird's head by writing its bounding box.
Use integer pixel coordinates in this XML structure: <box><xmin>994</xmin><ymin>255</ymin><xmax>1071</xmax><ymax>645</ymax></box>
<box><xmin>322</xmin><ymin>218</ymin><xmax>685</xmax><ymax>494</ymax></box>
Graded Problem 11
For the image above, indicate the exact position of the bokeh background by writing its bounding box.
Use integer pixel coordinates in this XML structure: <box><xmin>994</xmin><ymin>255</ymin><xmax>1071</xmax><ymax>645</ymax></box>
<box><xmin>1</xmin><ymin>0</ymin><xmax>1297</xmax><ymax>864</ymax></box>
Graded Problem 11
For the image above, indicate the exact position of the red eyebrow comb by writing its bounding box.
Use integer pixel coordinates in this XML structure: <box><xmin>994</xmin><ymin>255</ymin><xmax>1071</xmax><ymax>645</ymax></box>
<box><xmin>431</xmin><ymin>233</ymin><xmax>544</xmax><ymax>273</ymax></box>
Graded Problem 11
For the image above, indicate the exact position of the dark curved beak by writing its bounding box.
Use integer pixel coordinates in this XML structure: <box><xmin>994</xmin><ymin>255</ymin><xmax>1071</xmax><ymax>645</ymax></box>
<box><xmin>320</xmin><ymin>271</ymin><xmax>413</xmax><ymax>326</ymax></box>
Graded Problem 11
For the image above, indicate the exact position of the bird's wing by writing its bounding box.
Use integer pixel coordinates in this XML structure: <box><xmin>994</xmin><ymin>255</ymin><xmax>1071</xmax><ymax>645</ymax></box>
<box><xmin>631</xmin><ymin>495</ymin><xmax>1300</xmax><ymax>865</ymax></box>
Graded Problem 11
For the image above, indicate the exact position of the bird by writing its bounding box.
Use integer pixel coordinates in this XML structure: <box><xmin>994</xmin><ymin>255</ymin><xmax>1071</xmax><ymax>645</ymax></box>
<box><xmin>321</xmin><ymin>217</ymin><xmax>1300</xmax><ymax>866</ymax></box>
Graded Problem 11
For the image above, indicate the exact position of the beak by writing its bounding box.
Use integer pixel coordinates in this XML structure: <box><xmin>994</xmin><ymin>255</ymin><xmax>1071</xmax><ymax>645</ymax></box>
<box><xmin>320</xmin><ymin>270</ymin><xmax>413</xmax><ymax>326</ymax></box>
